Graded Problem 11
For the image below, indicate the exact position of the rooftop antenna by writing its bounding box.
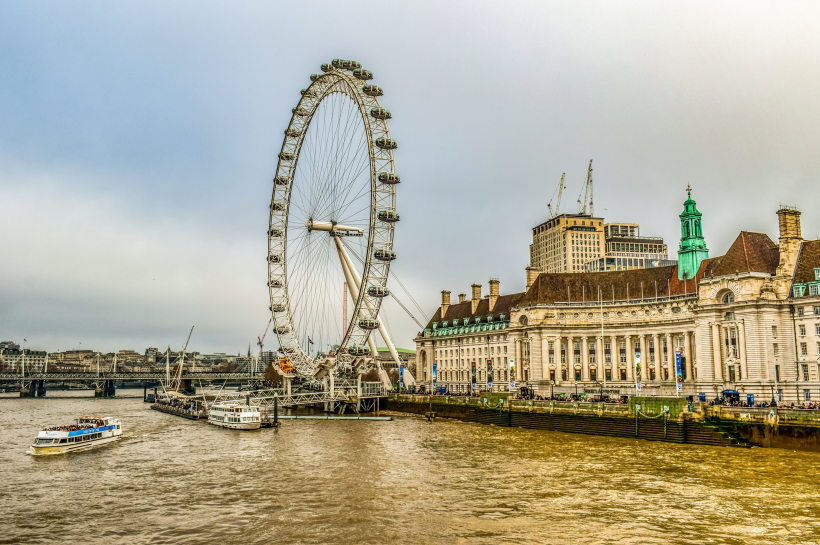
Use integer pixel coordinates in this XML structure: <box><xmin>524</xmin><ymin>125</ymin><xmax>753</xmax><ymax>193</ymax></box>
<box><xmin>547</xmin><ymin>173</ymin><xmax>566</xmax><ymax>219</ymax></box>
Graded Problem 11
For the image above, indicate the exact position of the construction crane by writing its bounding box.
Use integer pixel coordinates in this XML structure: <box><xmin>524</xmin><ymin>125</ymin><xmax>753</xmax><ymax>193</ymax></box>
<box><xmin>257</xmin><ymin>317</ymin><xmax>272</xmax><ymax>356</ymax></box>
<box><xmin>577</xmin><ymin>159</ymin><xmax>594</xmax><ymax>216</ymax></box>
<box><xmin>547</xmin><ymin>173</ymin><xmax>566</xmax><ymax>219</ymax></box>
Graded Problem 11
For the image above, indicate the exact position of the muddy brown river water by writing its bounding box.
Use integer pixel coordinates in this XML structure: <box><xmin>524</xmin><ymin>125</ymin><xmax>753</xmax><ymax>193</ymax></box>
<box><xmin>1</xmin><ymin>392</ymin><xmax>819</xmax><ymax>544</ymax></box>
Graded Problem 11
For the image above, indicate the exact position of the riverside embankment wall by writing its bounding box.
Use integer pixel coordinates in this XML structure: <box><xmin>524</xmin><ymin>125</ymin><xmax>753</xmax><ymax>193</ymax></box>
<box><xmin>385</xmin><ymin>396</ymin><xmax>820</xmax><ymax>452</ymax></box>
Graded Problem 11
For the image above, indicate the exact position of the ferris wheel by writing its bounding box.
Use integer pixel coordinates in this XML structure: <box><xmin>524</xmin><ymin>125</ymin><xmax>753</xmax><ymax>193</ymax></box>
<box><xmin>268</xmin><ymin>59</ymin><xmax>410</xmax><ymax>382</ymax></box>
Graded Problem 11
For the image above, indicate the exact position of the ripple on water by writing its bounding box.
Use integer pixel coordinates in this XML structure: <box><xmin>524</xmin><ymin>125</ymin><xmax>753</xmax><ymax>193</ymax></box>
<box><xmin>1</xmin><ymin>395</ymin><xmax>820</xmax><ymax>544</ymax></box>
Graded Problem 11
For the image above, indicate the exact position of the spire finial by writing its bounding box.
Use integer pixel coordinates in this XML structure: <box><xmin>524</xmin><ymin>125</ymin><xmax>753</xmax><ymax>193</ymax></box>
<box><xmin>686</xmin><ymin>183</ymin><xmax>692</xmax><ymax>197</ymax></box>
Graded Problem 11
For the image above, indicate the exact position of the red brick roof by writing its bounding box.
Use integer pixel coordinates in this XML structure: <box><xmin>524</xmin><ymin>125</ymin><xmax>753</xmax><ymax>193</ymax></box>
<box><xmin>518</xmin><ymin>263</ymin><xmax>705</xmax><ymax>306</ymax></box>
<box><xmin>704</xmin><ymin>231</ymin><xmax>779</xmax><ymax>277</ymax></box>
<box><xmin>793</xmin><ymin>240</ymin><xmax>820</xmax><ymax>285</ymax></box>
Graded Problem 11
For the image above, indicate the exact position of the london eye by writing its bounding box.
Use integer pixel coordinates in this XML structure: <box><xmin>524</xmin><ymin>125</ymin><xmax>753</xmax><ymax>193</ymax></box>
<box><xmin>268</xmin><ymin>59</ymin><xmax>408</xmax><ymax>384</ymax></box>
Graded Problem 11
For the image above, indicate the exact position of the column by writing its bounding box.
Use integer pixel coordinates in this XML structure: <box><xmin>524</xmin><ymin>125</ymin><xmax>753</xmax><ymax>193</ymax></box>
<box><xmin>738</xmin><ymin>320</ymin><xmax>748</xmax><ymax>380</ymax></box>
<box><xmin>684</xmin><ymin>331</ymin><xmax>692</xmax><ymax>381</ymax></box>
<box><xmin>554</xmin><ymin>335</ymin><xmax>562</xmax><ymax>385</ymax></box>
<box><xmin>652</xmin><ymin>334</ymin><xmax>660</xmax><ymax>382</ymax></box>
<box><xmin>694</xmin><ymin>325</ymin><xmax>702</xmax><ymax>382</ymax></box>
<box><xmin>565</xmin><ymin>335</ymin><xmax>573</xmax><ymax>382</ymax></box>
<box><xmin>541</xmin><ymin>336</ymin><xmax>549</xmax><ymax>383</ymax></box>
<box><xmin>610</xmin><ymin>335</ymin><xmax>618</xmax><ymax>381</ymax></box>
<box><xmin>665</xmin><ymin>333</ymin><xmax>674</xmax><ymax>381</ymax></box>
<box><xmin>596</xmin><ymin>336</ymin><xmax>604</xmax><ymax>382</ymax></box>
<box><xmin>711</xmin><ymin>322</ymin><xmax>723</xmax><ymax>381</ymax></box>
<box><xmin>514</xmin><ymin>340</ymin><xmax>521</xmax><ymax>383</ymax></box>
<box><xmin>581</xmin><ymin>337</ymin><xmax>589</xmax><ymax>381</ymax></box>
<box><xmin>625</xmin><ymin>335</ymin><xmax>633</xmax><ymax>380</ymax></box>
<box><xmin>639</xmin><ymin>335</ymin><xmax>647</xmax><ymax>381</ymax></box>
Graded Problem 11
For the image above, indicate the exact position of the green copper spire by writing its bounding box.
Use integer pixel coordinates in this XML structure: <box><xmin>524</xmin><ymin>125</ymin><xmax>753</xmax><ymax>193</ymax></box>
<box><xmin>678</xmin><ymin>184</ymin><xmax>709</xmax><ymax>281</ymax></box>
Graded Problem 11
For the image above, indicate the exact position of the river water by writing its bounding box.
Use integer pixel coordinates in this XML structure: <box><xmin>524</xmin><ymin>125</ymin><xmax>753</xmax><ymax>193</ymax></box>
<box><xmin>2</xmin><ymin>391</ymin><xmax>820</xmax><ymax>544</ymax></box>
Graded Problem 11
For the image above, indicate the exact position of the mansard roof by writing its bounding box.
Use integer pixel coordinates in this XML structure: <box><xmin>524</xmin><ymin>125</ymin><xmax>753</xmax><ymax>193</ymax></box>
<box><xmin>793</xmin><ymin>239</ymin><xmax>820</xmax><ymax>284</ymax></box>
<box><xmin>425</xmin><ymin>292</ymin><xmax>525</xmax><ymax>329</ymax></box>
<box><xmin>703</xmin><ymin>231</ymin><xmax>779</xmax><ymax>277</ymax></box>
<box><xmin>518</xmin><ymin>263</ymin><xmax>705</xmax><ymax>306</ymax></box>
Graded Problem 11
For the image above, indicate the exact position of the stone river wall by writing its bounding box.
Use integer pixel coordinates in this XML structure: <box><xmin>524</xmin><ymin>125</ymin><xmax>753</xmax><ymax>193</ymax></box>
<box><xmin>384</xmin><ymin>395</ymin><xmax>820</xmax><ymax>452</ymax></box>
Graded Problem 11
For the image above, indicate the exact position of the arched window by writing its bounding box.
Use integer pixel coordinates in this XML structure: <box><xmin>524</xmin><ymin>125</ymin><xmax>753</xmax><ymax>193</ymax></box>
<box><xmin>695</xmin><ymin>220</ymin><xmax>701</xmax><ymax>237</ymax></box>
<box><xmin>519</xmin><ymin>316</ymin><xmax>528</xmax><ymax>326</ymax></box>
<box><xmin>684</xmin><ymin>223</ymin><xmax>690</xmax><ymax>238</ymax></box>
<box><xmin>723</xmin><ymin>292</ymin><xmax>735</xmax><ymax>304</ymax></box>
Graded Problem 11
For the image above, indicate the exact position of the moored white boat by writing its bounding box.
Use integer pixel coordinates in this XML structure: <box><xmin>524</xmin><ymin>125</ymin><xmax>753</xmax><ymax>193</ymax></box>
<box><xmin>208</xmin><ymin>403</ymin><xmax>261</xmax><ymax>430</ymax></box>
<box><xmin>28</xmin><ymin>416</ymin><xmax>123</xmax><ymax>455</ymax></box>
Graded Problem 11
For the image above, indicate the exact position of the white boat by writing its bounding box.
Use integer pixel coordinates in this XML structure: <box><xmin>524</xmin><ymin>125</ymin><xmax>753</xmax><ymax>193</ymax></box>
<box><xmin>28</xmin><ymin>416</ymin><xmax>123</xmax><ymax>455</ymax></box>
<box><xmin>208</xmin><ymin>403</ymin><xmax>261</xmax><ymax>430</ymax></box>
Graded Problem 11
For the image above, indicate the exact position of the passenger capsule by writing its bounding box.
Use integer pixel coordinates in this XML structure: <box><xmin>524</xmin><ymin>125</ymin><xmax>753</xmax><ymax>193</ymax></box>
<box><xmin>285</xmin><ymin>129</ymin><xmax>301</xmax><ymax>138</ymax></box>
<box><xmin>270</xmin><ymin>304</ymin><xmax>286</xmax><ymax>312</ymax></box>
<box><xmin>341</xmin><ymin>60</ymin><xmax>361</xmax><ymax>70</ymax></box>
<box><xmin>331</xmin><ymin>59</ymin><xmax>344</xmax><ymax>68</ymax></box>
<box><xmin>374</xmin><ymin>249</ymin><xmax>396</xmax><ymax>261</ymax></box>
<box><xmin>271</xmin><ymin>202</ymin><xmax>286</xmax><ymax>212</ymax></box>
<box><xmin>310</xmin><ymin>74</ymin><xmax>320</xmax><ymax>81</ymax></box>
<box><xmin>279</xmin><ymin>152</ymin><xmax>295</xmax><ymax>161</ymax></box>
<box><xmin>375</xmin><ymin>137</ymin><xmax>398</xmax><ymax>150</ymax></box>
<box><xmin>269</xmin><ymin>228</ymin><xmax>283</xmax><ymax>237</ymax></box>
<box><xmin>370</xmin><ymin>108</ymin><xmax>391</xmax><ymax>120</ymax></box>
<box><xmin>367</xmin><ymin>286</ymin><xmax>390</xmax><ymax>297</ymax></box>
<box><xmin>377</xmin><ymin>172</ymin><xmax>400</xmax><ymax>184</ymax></box>
<box><xmin>352</xmin><ymin>68</ymin><xmax>373</xmax><ymax>81</ymax></box>
<box><xmin>275</xmin><ymin>325</ymin><xmax>290</xmax><ymax>334</ymax></box>
<box><xmin>268</xmin><ymin>279</ymin><xmax>283</xmax><ymax>288</ymax></box>
<box><xmin>358</xmin><ymin>318</ymin><xmax>380</xmax><ymax>330</ymax></box>
<box><xmin>292</xmin><ymin>108</ymin><xmax>310</xmax><ymax>116</ymax></box>
<box><xmin>347</xmin><ymin>345</ymin><xmax>371</xmax><ymax>356</ymax></box>
<box><xmin>362</xmin><ymin>84</ymin><xmax>383</xmax><ymax>97</ymax></box>
<box><xmin>377</xmin><ymin>210</ymin><xmax>400</xmax><ymax>222</ymax></box>
<box><xmin>267</xmin><ymin>254</ymin><xmax>282</xmax><ymax>263</ymax></box>
<box><xmin>274</xmin><ymin>176</ymin><xmax>290</xmax><ymax>186</ymax></box>
<box><xmin>300</xmin><ymin>89</ymin><xmax>316</xmax><ymax>97</ymax></box>
<box><xmin>321</xmin><ymin>63</ymin><xmax>334</xmax><ymax>73</ymax></box>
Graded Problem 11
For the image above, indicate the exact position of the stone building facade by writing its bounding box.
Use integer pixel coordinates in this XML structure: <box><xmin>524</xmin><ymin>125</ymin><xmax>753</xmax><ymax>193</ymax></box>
<box><xmin>415</xmin><ymin>197</ymin><xmax>820</xmax><ymax>404</ymax></box>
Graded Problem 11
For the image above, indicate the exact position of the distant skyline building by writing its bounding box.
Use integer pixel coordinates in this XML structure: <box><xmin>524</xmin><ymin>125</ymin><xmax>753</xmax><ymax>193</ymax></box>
<box><xmin>585</xmin><ymin>222</ymin><xmax>670</xmax><ymax>272</ymax></box>
<box><xmin>529</xmin><ymin>213</ymin><xmax>605</xmax><ymax>273</ymax></box>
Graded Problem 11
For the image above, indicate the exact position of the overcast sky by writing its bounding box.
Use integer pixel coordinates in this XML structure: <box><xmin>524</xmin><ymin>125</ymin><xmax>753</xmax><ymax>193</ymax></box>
<box><xmin>1</xmin><ymin>1</ymin><xmax>819</xmax><ymax>355</ymax></box>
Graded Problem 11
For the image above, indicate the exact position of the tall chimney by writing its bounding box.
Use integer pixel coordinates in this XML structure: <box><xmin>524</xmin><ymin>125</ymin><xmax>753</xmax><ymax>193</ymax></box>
<box><xmin>471</xmin><ymin>284</ymin><xmax>482</xmax><ymax>313</ymax></box>
<box><xmin>526</xmin><ymin>266</ymin><xmax>542</xmax><ymax>290</ymax></box>
<box><xmin>441</xmin><ymin>290</ymin><xmax>451</xmax><ymax>318</ymax></box>
<box><xmin>776</xmin><ymin>206</ymin><xmax>803</xmax><ymax>276</ymax></box>
<box><xmin>488</xmin><ymin>278</ymin><xmax>500</xmax><ymax>311</ymax></box>
<box><xmin>458</xmin><ymin>293</ymin><xmax>467</xmax><ymax>303</ymax></box>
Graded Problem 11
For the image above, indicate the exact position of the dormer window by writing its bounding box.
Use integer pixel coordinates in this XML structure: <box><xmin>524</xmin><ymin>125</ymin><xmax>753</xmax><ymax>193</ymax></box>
<box><xmin>487</xmin><ymin>315</ymin><xmax>493</xmax><ymax>322</ymax></box>
<box><xmin>793</xmin><ymin>285</ymin><xmax>806</xmax><ymax>298</ymax></box>
<box><xmin>442</xmin><ymin>320</ymin><xmax>448</xmax><ymax>327</ymax></box>
<box><xmin>723</xmin><ymin>292</ymin><xmax>735</xmax><ymax>304</ymax></box>
<box><xmin>463</xmin><ymin>318</ymin><xmax>469</xmax><ymax>326</ymax></box>
<box><xmin>815</xmin><ymin>268</ymin><xmax>820</xmax><ymax>281</ymax></box>
<box><xmin>499</xmin><ymin>313</ymin><xmax>506</xmax><ymax>321</ymax></box>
